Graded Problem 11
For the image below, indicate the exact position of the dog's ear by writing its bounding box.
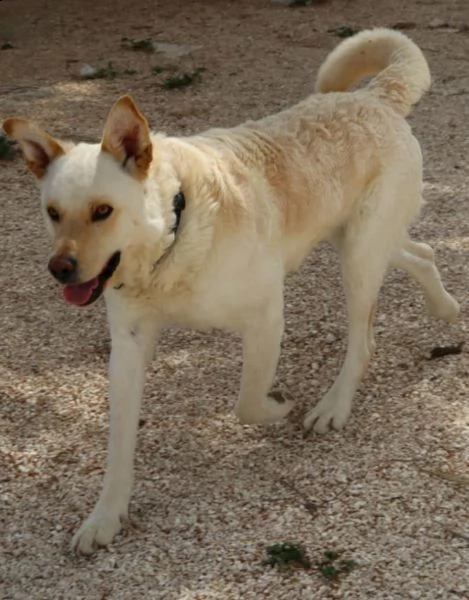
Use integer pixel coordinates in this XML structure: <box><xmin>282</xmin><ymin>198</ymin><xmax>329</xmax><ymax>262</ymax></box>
<box><xmin>2</xmin><ymin>118</ymin><xmax>65</xmax><ymax>179</ymax></box>
<box><xmin>101</xmin><ymin>95</ymin><xmax>152</xmax><ymax>180</ymax></box>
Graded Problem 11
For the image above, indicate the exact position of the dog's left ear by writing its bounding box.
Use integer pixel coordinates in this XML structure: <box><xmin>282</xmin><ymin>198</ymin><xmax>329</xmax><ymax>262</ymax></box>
<box><xmin>2</xmin><ymin>118</ymin><xmax>65</xmax><ymax>179</ymax></box>
<box><xmin>101</xmin><ymin>95</ymin><xmax>152</xmax><ymax>180</ymax></box>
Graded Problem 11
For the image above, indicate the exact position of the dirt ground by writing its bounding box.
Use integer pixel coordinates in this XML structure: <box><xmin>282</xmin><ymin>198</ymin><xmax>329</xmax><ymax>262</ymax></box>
<box><xmin>1</xmin><ymin>0</ymin><xmax>468</xmax><ymax>598</ymax></box>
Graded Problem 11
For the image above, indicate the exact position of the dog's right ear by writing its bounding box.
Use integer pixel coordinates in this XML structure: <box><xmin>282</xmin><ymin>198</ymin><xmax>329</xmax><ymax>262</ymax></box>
<box><xmin>101</xmin><ymin>95</ymin><xmax>153</xmax><ymax>181</ymax></box>
<box><xmin>2</xmin><ymin>118</ymin><xmax>65</xmax><ymax>179</ymax></box>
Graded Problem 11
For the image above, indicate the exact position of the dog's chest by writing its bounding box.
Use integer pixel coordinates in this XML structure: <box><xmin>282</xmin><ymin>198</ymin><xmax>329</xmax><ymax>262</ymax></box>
<box><xmin>152</xmin><ymin>282</ymin><xmax>247</xmax><ymax>331</ymax></box>
<box><xmin>117</xmin><ymin>231</ymin><xmax>284</xmax><ymax>332</ymax></box>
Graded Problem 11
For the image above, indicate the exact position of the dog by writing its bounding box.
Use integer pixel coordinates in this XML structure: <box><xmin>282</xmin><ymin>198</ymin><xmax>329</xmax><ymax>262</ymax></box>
<box><xmin>4</xmin><ymin>28</ymin><xmax>459</xmax><ymax>554</ymax></box>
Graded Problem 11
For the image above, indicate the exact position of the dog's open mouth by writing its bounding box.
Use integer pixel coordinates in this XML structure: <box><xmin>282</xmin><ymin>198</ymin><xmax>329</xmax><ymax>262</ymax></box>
<box><xmin>63</xmin><ymin>252</ymin><xmax>121</xmax><ymax>307</ymax></box>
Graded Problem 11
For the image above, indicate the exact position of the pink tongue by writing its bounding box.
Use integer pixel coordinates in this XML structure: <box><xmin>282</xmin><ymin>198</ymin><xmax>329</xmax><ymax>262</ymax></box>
<box><xmin>63</xmin><ymin>278</ymin><xmax>99</xmax><ymax>306</ymax></box>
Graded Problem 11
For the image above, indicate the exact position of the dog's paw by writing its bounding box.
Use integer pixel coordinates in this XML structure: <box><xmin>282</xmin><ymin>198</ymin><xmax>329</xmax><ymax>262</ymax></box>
<box><xmin>428</xmin><ymin>293</ymin><xmax>460</xmax><ymax>323</ymax></box>
<box><xmin>234</xmin><ymin>389</ymin><xmax>294</xmax><ymax>424</ymax></box>
<box><xmin>71</xmin><ymin>508</ymin><xmax>125</xmax><ymax>555</ymax></box>
<box><xmin>303</xmin><ymin>393</ymin><xmax>352</xmax><ymax>434</ymax></box>
<box><xmin>266</xmin><ymin>389</ymin><xmax>295</xmax><ymax>421</ymax></box>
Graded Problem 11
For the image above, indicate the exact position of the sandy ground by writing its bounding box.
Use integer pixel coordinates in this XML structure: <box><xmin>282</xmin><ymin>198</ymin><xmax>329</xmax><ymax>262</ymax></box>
<box><xmin>1</xmin><ymin>0</ymin><xmax>468</xmax><ymax>598</ymax></box>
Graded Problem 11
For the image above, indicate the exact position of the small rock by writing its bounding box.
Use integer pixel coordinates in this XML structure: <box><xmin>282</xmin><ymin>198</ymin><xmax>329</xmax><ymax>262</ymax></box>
<box><xmin>66</xmin><ymin>60</ymin><xmax>100</xmax><ymax>80</ymax></box>
<box><xmin>428</xmin><ymin>18</ymin><xmax>448</xmax><ymax>29</ymax></box>
<box><xmin>336</xmin><ymin>471</ymin><xmax>348</xmax><ymax>483</ymax></box>
<box><xmin>79</xmin><ymin>63</ymin><xmax>99</xmax><ymax>79</ymax></box>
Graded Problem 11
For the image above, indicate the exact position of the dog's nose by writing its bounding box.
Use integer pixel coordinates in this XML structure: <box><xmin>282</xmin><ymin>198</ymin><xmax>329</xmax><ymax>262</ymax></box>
<box><xmin>48</xmin><ymin>255</ymin><xmax>78</xmax><ymax>283</ymax></box>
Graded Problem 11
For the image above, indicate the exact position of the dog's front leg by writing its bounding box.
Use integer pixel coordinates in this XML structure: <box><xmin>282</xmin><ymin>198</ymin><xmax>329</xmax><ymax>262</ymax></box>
<box><xmin>234</xmin><ymin>295</ymin><xmax>294</xmax><ymax>424</ymax></box>
<box><xmin>72</xmin><ymin>302</ymin><xmax>159</xmax><ymax>555</ymax></box>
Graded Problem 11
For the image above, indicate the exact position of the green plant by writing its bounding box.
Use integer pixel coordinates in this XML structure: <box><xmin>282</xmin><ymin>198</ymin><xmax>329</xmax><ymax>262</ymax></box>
<box><xmin>340</xmin><ymin>559</ymin><xmax>359</xmax><ymax>572</ymax></box>
<box><xmin>317</xmin><ymin>550</ymin><xmax>359</xmax><ymax>581</ymax></box>
<box><xmin>151</xmin><ymin>65</ymin><xmax>165</xmax><ymax>75</ymax></box>
<box><xmin>0</xmin><ymin>135</ymin><xmax>15</xmax><ymax>160</ymax></box>
<box><xmin>121</xmin><ymin>36</ymin><xmax>154</xmax><ymax>53</ymax></box>
<box><xmin>162</xmin><ymin>67</ymin><xmax>205</xmax><ymax>90</ymax></box>
<box><xmin>319</xmin><ymin>563</ymin><xmax>341</xmax><ymax>580</ymax></box>
<box><xmin>1</xmin><ymin>42</ymin><xmax>14</xmax><ymax>50</ymax></box>
<box><xmin>262</xmin><ymin>542</ymin><xmax>311</xmax><ymax>572</ymax></box>
<box><xmin>327</xmin><ymin>26</ymin><xmax>360</xmax><ymax>38</ymax></box>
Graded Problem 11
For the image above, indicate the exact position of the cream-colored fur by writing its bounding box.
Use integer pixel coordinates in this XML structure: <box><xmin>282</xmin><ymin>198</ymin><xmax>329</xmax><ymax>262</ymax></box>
<box><xmin>3</xmin><ymin>28</ymin><xmax>459</xmax><ymax>555</ymax></box>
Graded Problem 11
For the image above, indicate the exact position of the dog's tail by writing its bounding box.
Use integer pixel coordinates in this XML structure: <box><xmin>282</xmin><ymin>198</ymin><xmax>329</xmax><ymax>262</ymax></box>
<box><xmin>315</xmin><ymin>28</ymin><xmax>431</xmax><ymax>117</ymax></box>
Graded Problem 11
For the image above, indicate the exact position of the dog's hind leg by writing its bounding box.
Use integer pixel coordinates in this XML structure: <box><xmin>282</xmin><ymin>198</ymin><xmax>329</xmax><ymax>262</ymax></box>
<box><xmin>391</xmin><ymin>238</ymin><xmax>459</xmax><ymax>322</ymax></box>
<box><xmin>234</xmin><ymin>290</ymin><xmax>294</xmax><ymax>424</ymax></box>
<box><xmin>304</xmin><ymin>247</ymin><xmax>384</xmax><ymax>433</ymax></box>
<box><xmin>304</xmin><ymin>183</ymin><xmax>408</xmax><ymax>434</ymax></box>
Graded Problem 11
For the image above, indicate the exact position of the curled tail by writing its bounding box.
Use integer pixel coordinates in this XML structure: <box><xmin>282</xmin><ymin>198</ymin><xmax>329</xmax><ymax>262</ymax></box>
<box><xmin>315</xmin><ymin>28</ymin><xmax>431</xmax><ymax>117</ymax></box>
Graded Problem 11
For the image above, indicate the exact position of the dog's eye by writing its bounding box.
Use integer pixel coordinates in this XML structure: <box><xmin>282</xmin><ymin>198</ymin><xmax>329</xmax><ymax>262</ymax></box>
<box><xmin>47</xmin><ymin>207</ymin><xmax>60</xmax><ymax>222</ymax></box>
<box><xmin>92</xmin><ymin>204</ymin><xmax>113</xmax><ymax>222</ymax></box>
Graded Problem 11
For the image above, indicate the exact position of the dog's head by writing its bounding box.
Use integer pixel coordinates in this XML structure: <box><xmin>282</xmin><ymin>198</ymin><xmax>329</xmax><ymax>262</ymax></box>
<box><xmin>3</xmin><ymin>96</ymin><xmax>181</xmax><ymax>306</ymax></box>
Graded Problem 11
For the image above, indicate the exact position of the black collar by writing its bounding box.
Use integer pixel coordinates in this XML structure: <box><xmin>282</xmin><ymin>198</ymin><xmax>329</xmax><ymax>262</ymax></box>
<box><xmin>150</xmin><ymin>190</ymin><xmax>186</xmax><ymax>272</ymax></box>
<box><xmin>171</xmin><ymin>191</ymin><xmax>186</xmax><ymax>236</ymax></box>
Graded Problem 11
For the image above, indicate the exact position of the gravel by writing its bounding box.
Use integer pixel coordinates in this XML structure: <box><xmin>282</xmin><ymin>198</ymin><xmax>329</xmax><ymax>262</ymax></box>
<box><xmin>1</xmin><ymin>0</ymin><xmax>468</xmax><ymax>598</ymax></box>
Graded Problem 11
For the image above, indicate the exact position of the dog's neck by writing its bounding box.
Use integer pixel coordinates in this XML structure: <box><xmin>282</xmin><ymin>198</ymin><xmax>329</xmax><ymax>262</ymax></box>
<box><xmin>113</xmin><ymin>191</ymin><xmax>186</xmax><ymax>291</ymax></box>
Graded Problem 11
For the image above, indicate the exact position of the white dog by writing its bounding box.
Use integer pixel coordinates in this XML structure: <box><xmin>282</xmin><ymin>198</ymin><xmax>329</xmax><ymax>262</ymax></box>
<box><xmin>4</xmin><ymin>28</ymin><xmax>459</xmax><ymax>554</ymax></box>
